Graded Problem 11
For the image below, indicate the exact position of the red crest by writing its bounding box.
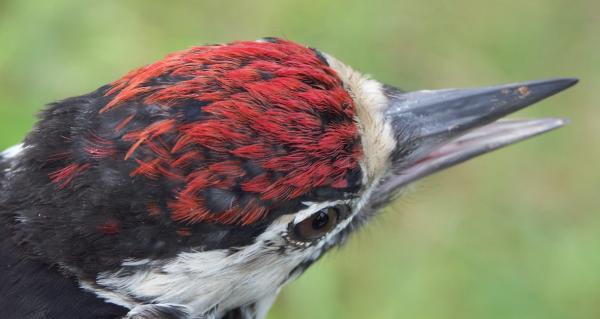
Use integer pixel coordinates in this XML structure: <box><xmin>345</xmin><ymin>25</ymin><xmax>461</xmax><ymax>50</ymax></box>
<box><xmin>100</xmin><ymin>38</ymin><xmax>362</xmax><ymax>225</ymax></box>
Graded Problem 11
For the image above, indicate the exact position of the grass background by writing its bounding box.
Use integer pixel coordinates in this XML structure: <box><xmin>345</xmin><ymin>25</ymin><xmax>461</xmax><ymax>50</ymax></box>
<box><xmin>1</xmin><ymin>1</ymin><xmax>599</xmax><ymax>318</ymax></box>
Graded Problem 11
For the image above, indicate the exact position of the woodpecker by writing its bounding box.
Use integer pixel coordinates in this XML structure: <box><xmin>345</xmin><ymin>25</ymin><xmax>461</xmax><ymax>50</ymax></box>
<box><xmin>0</xmin><ymin>38</ymin><xmax>577</xmax><ymax>319</ymax></box>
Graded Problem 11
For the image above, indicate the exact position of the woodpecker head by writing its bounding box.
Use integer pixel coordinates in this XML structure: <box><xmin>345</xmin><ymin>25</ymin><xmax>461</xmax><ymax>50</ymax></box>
<box><xmin>1</xmin><ymin>38</ymin><xmax>577</xmax><ymax>318</ymax></box>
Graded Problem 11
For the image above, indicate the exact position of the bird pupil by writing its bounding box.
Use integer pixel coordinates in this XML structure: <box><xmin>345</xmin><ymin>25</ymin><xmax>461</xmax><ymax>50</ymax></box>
<box><xmin>312</xmin><ymin>211</ymin><xmax>330</xmax><ymax>230</ymax></box>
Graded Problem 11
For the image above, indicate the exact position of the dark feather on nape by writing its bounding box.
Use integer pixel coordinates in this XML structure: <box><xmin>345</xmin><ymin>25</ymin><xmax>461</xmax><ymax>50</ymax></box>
<box><xmin>346</xmin><ymin>167</ymin><xmax>363</xmax><ymax>190</ymax></box>
<box><xmin>241</xmin><ymin>160</ymin><xmax>263</xmax><ymax>178</ymax></box>
<box><xmin>175</xmin><ymin>99</ymin><xmax>212</xmax><ymax>123</ymax></box>
<box><xmin>0</xmin><ymin>219</ymin><xmax>129</xmax><ymax>319</ymax></box>
<box><xmin>222</xmin><ymin>304</ymin><xmax>258</xmax><ymax>319</ymax></box>
<box><xmin>310</xmin><ymin>48</ymin><xmax>329</xmax><ymax>66</ymax></box>
<box><xmin>222</xmin><ymin>307</ymin><xmax>244</xmax><ymax>319</ymax></box>
<box><xmin>126</xmin><ymin>304</ymin><xmax>190</xmax><ymax>319</ymax></box>
<box><xmin>141</xmin><ymin>73</ymin><xmax>192</xmax><ymax>87</ymax></box>
<box><xmin>259</xmin><ymin>37</ymin><xmax>280</xmax><ymax>43</ymax></box>
<box><xmin>309</xmin><ymin>187</ymin><xmax>347</xmax><ymax>201</ymax></box>
<box><xmin>0</xmin><ymin>154</ymin><xmax>9</xmax><ymax>183</ymax></box>
<box><xmin>257</xmin><ymin>70</ymin><xmax>275</xmax><ymax>81</ymax></box>
<box><xmin>204</xmin><ymin>188</ymin><xmax>237</xmax><ymax>213</ymax></box>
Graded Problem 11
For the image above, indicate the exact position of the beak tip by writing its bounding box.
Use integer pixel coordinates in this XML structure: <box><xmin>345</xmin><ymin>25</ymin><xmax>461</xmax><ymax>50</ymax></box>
<box><xmin>542</xmin><ymin>77</ymin><xmax>579</xmax><ymax>93</ymax></box>
<box><xmin>558</xmin><ymin>117</ymin><xmax>570</xmax><ymax>126</ymax></box>
<box><xmin>557</xmin><ymin>77</ymin><xmax>579</xmax><ymax>88</ymax></box>
<box><xmin>543</xmin><ymin>117</ymin><xmax>570</xmax><ymax>131</ymax></box>
<box><xmin>564</xmin><ymin>77</ymin><xmax>579</xmax><ymax>85</ymax></box>
<box><xmin>510</xmin><ymin>77</ymin><xmax>578</xmax><ymax>107</ymax></box>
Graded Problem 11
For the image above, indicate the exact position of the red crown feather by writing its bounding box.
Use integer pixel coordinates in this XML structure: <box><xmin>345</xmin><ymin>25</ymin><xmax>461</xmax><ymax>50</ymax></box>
<box><xmin>54</xmin><ymin>39</ymin><xmax>363</xmax><ymax>226</ymax></box>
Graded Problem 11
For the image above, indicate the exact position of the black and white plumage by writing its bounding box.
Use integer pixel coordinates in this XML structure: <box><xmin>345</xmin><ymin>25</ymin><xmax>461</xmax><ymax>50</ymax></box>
<box><xmin>0</xmin><ymin>38</ymin><xmax>577</xmax><ymax>319</ymax></box>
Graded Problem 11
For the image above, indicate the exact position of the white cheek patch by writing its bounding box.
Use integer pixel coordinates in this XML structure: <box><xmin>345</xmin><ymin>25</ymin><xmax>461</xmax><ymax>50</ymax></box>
<box><xmin>91</xmin><ymin>200</ymin><xmax>362</xmax><ymax>318</ymax></box>
<box><xmin>92</xmin><ymin>216</ymin><xmax>324</xmax><ymax>317</ymax></box>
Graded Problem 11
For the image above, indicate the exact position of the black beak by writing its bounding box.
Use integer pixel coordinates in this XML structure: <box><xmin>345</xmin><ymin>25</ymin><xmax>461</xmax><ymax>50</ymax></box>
<box><xmin>369</xmin><ymin>78</ymin><xmax>578</xmax><ymax>209</ymax></box>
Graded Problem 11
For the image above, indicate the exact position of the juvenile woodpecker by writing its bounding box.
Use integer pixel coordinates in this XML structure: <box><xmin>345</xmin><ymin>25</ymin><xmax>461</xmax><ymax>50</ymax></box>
<box><xmin>0</xmin><ymin>38</ymin><xmax>577</xmax><ymax>319</ymax></box>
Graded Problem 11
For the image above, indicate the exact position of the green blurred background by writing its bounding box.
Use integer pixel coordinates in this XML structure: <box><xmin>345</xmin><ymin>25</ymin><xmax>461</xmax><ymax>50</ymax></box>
<box><xmin>1</xmin><ymin>1</ymin><xmax>599</xmax><ymax>318</ymax></box>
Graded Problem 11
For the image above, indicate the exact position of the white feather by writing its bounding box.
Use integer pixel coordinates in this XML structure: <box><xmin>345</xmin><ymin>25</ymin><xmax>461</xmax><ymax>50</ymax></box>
<box><xmin>89</xmin><ymin>200</ymin><xmax>359</xmax><ymax>318</ymax></box>
<box><xmin>1</xmin><ymin>143</ymin><xmax>24</xmax><ymax>159</ymax></box>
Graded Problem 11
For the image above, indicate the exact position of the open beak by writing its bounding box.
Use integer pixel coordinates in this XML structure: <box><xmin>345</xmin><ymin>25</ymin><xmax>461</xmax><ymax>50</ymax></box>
<box><xmin>368</xmin><ymin>78</ymin><xmax>578</xmax><ymax>209</ymax></box>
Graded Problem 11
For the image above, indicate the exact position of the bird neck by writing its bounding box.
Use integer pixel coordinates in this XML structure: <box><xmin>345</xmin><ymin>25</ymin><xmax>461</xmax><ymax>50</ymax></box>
<box><xmin>0</xmin><ymin>218</ymin><xmax>129</xmax><ymax>318</ymax></box>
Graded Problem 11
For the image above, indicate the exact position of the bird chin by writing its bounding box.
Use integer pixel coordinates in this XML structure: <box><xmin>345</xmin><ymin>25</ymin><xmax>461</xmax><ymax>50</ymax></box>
<box><xmin>367</xmin><ymin>117</ymin><xmax>566</xmax><ymax>210</ymax></box>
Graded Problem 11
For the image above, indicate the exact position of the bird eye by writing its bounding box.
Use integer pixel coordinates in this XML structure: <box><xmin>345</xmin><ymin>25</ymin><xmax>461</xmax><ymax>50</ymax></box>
<box><xmin>292</xmin><ymin>205</ymin><xmax>350</xmax><ymax>242</ymax></box>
